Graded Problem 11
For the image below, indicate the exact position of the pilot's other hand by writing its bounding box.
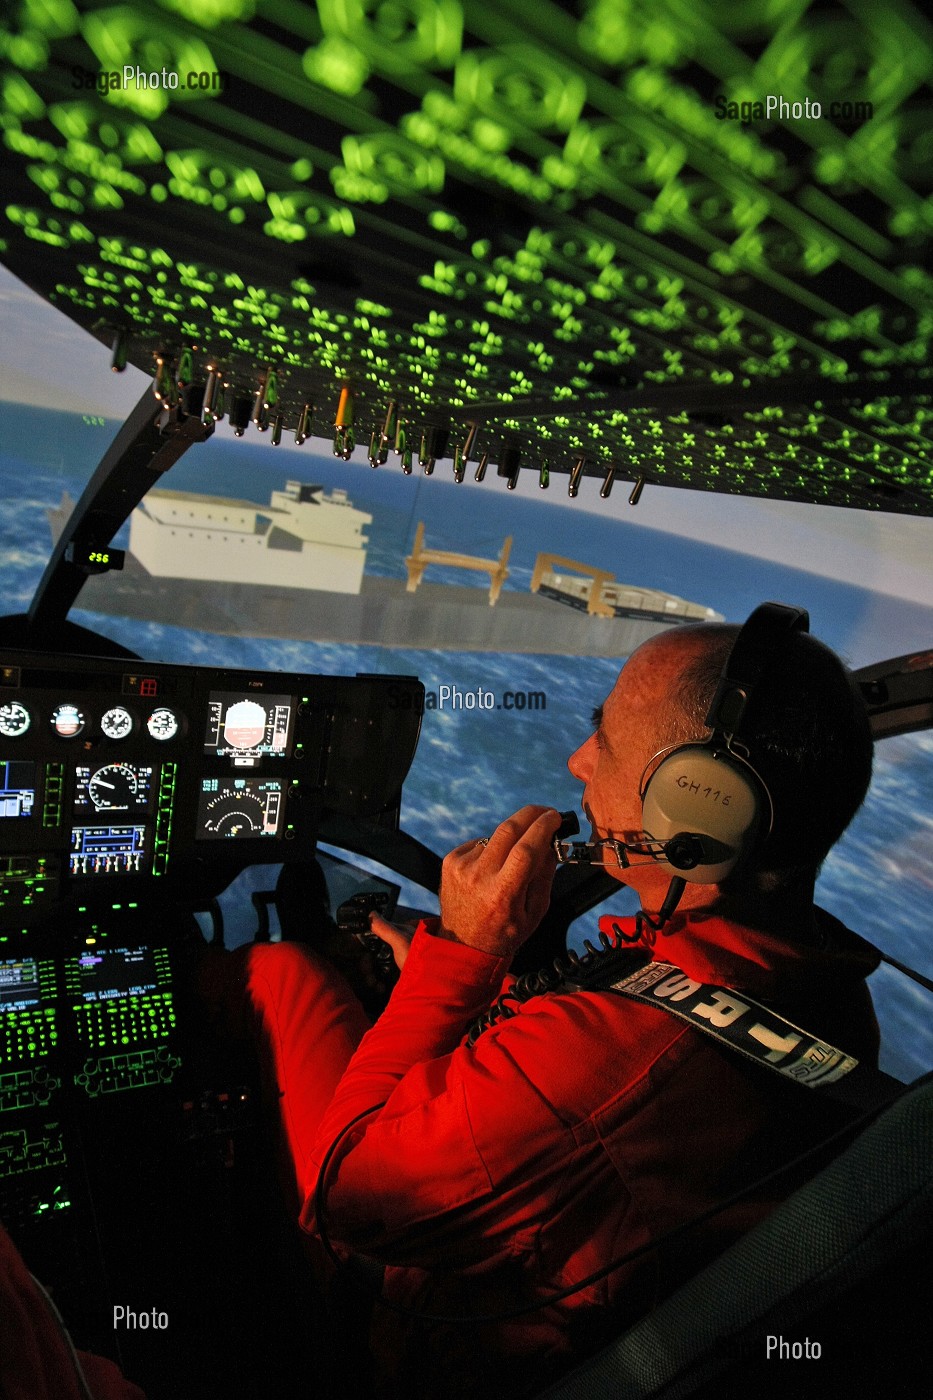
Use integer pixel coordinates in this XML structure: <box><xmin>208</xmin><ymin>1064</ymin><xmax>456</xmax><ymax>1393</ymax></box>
<box><xmin>368</xmin><ymin>913</ymin><xmax>418</xmax><ymax>971</ymax></box>
<box><xmin>438</xmin><ymin>805</ymin><xmax>560</xmax><ymax>958</ymax></box>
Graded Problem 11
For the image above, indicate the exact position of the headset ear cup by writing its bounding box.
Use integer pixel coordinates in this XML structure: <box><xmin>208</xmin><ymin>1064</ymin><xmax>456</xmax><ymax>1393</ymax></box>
<box><xmin>641</xmin><ymin>746</ymin><xmax>762</xmax><ymax>883</ymax></box>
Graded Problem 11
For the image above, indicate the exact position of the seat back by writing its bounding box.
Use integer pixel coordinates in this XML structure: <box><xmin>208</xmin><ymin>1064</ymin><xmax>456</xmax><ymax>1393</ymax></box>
<box><xmin>541</xmin><ymin>1072</ymin><xmax>933</xmax><ymax>1399</ymax></box>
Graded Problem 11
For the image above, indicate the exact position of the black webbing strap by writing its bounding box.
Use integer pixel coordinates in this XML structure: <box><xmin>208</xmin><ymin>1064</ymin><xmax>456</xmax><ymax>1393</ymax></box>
<box><xmin>586</xmin><ymin>956</ymin><xmax>903</xmax><ymax>1114</ymax></box>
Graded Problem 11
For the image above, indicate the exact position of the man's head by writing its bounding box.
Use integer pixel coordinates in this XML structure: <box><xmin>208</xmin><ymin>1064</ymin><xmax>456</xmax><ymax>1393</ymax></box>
<box><xmin>567</xmin><ymin>620</ymin><xmax>872</xmax><ymax>911</ymax></box>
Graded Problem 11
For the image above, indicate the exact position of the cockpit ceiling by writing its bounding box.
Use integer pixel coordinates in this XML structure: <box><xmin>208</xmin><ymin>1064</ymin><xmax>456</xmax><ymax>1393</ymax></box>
<box><xmin>1</xmin><ymin>0</ymin><xmax>932</xmax><ymax>513</ymax></box>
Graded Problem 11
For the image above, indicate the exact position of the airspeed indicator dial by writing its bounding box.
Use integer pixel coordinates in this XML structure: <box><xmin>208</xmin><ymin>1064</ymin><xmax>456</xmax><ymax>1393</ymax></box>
<box><xmin>101</xmin><ymin>706</ymin><xmax>133</xmax><ymax>740</ymax></box>
<box><xmin>0</xmin><ymin>701</ymin><xmax>30</xmax><ymax>738</ymax></box>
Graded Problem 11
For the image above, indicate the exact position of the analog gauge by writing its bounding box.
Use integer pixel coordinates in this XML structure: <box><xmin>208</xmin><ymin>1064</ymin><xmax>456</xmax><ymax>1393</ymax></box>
<box><xmin>101</xmin><ymin>705</ymin><xmax>133</xmax><ymax>740</ymax></box>
<box><xmin>0</xmin><ymin>701</ymin><xmax>31</xmax><ymax>738</ymax></box>
<box><xmin>87</xmin><ymin>763</ymin><xmax>139</xmax><ymax>810</ymax></box>
<box><xmin>51</xmin><ymin>703</ymin><xmax>87</xmax><ymax>739</ymax></box>
<box><xmin>147</xmin><ymin>707</ymin><xmax>179</xmax><ymax>742</ymax></box>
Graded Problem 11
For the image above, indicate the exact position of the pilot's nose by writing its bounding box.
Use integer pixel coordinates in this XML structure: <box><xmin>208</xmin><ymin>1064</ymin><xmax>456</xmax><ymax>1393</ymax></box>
<box><xmin>568</xmin><ymin>733</ymin><xmax>595</xmax><ymax>783</ymax></box>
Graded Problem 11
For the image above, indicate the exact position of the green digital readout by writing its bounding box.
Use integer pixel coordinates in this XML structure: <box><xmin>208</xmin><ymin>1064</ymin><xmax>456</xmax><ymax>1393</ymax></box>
<box><xmin>0</xmin><ymin>0</ymin><xmax>931</xmax><ymax>512</ymax></box>
<box><xmin>64</xmin><ymin>542</ymin><xmax>126</xmax><ymax>573</ymax></box>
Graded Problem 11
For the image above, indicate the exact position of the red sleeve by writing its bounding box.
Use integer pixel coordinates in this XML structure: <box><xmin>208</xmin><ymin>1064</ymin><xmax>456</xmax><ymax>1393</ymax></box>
<box><xmin>307</xmin><ymin>923</ymin><xmax>509</xmax><ymax>1176</ymax></box>
<box><xmin>301</xmin><ymin>928</ymin><xmax>670</xmax><ymax>1268</ymax></box>
<box><xmin>0</xmin><ymin>1225</ymin><xmax>146</xmax><ymax>1400</ymax></box>
<box><xmin>315</xmin><ymin>925</ymin><xmax>510</xmax><ymax>1124</ymax></box>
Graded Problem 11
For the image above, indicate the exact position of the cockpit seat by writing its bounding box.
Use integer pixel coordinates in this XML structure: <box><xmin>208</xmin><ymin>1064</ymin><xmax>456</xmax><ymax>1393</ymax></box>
<box><xmin>540</xmin><ymin>1071</ymin><xmax>933</xmax><ymax>1399</ymax></box>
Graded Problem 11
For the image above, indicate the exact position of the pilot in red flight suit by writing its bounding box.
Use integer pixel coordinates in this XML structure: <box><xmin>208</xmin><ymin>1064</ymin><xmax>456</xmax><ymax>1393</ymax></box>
<box><xmin>229</xmin><ymin>615</ymin><xmax>880</xmax><ymax>1399</ymax></box>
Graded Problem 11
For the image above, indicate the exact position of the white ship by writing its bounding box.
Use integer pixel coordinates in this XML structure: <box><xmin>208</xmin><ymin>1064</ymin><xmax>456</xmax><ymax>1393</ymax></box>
<box><xmin>530</xmin><ymin>553</ymin><xmax>723</xmax><ymax>624</ymax></box>
<box><xmin>47</xmin><ymin>501</ymin><xmax>722</xmax><ymax>655</ymax></box>
<box><xmin>128</xmin><ymin>480</ymin><xmax>372</xmax><ymax>594</ymax></box>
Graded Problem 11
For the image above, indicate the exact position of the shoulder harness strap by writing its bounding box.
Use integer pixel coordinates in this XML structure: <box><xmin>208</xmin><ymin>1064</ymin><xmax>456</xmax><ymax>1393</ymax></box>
<box><xmin>565</xmin><ymin>954</ymin><xmax>902</xmax><ymax>1113</ymax></box>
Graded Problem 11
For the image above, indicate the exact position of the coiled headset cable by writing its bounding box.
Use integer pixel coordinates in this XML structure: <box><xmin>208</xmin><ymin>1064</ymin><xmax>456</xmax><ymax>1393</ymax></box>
<box><xmin>466</xmin><ymin>877</ymin><xmax>686</xmax><ymax>1046</ymax></box>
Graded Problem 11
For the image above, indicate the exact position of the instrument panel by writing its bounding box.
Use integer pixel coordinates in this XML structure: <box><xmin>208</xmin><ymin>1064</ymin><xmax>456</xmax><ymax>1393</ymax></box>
<box><xmin>0</xmin><ymin>649</ymin><xmax>423</xmax><ymax>933</ymax></box>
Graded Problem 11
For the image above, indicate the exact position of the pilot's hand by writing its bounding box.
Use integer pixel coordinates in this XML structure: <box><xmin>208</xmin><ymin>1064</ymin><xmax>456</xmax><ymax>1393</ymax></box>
<box><xmin>367</xmin><ymin>913</ymin><xmax>418</xmax><ymax>971</ymax></box>
<box><xmin>438</xmin><ymin>805</ymin><xmax>560</xmax><ymax>958</ymax></box>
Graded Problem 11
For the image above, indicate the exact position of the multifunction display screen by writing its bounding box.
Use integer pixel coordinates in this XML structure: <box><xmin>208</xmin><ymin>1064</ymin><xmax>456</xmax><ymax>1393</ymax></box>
<box><xmin>204</xmin><ymin>692</ymin><xmax>294</xmax><ymax>764</ymax></box>
<box><xmin>0</xmin><ymin>760</ymin><xmax>35</xmax><ymax>819</ymax></box>
<box><xmin>0</xmin><ymin>957</ymin><xmax>40</xmax><ymax>1011</ymax></box>
<box><xmin>75</xmin><ymin>946</ymin><xmax>158</xmax><ymax>1001</ymax></box>
<box><xmin>74</xmin><ymin>763</ymin><xmax>155</xmax><ymax>816</ymax></box>
<box><xmin>69</xmin><ymin>825</ymin><xmax>149</xmax><ymax>876</ymax></box>
<box><xmin>196</xmin><ymin>777</ymin><xmax>284</xmax><ymax>839</ymax></box>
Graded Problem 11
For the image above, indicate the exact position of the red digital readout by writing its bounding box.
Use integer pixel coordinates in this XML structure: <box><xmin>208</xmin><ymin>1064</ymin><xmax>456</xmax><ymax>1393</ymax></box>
<box><xmin>122</xmin><ymin>675</ymin><xmax>160</xmax><ymax>698</ymax></box>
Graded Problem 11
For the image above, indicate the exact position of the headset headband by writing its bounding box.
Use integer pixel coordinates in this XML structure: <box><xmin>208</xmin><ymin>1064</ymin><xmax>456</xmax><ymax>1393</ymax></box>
<box><xmin>704</xmin><ymin>602</ymin><xmax>809</xmax><ymax>743</ymax></box>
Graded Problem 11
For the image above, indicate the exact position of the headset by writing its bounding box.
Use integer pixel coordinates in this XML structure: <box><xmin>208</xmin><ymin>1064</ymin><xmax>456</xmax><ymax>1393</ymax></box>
<box><xmin>556</xmin><ymin>602</ymin><xmax>810</xmax><ymax>885</ymax></box>
<box><xmin>639</xmin><ymin>601</ymin><xmax>809</xmax><ymax>883</ymax></box>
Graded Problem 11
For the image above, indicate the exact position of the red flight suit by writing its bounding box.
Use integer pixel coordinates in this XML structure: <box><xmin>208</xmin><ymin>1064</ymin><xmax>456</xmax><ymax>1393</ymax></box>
<box><xmin>239</xmin><ymin>908</ymin><xmax>880</xmax><ymax>1398</ymax></box>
